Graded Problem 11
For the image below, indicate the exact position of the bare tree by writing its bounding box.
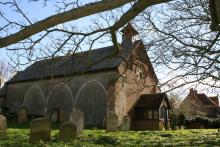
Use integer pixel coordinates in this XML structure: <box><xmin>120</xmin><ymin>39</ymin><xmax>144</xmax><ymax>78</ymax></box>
<box><xmin>0</xmin><ymin>0</ymin><xmax>219</xmax><ymax>93</ymax></box>
<box><xmin>0</xmin><ymin>0</ymin><xmax>171</xmax><ymax>47</ymax></box>
<box><xmin>0</xmin><ymin>60</ymin><xmax>14</xmax><ymax>87</ymax></box>
<box><xmin>133</xmin><ymin>0</ymin><xmax>220</xmax><ymax>92</ymax></box>
<box><xmin>0</xmin><ymin>0</ymin><xmax>172</xmax><ymax>69</ymax></box>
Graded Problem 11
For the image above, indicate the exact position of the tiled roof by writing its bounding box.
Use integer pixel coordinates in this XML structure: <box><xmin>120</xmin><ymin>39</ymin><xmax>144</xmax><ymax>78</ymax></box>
<box><xmin>8</xmin><ymin>41</ymin><xmax>141</xmax><ymax>83</ymax></box>
<box><xmin>136</xmin><ymin>93</ymin><xmax>171</xmax><ymax>108</ymax></box>
<box><xmin>209</xmin><ymin>96</ymin><xmax>219</xmax><ymax>106</ymax></box>
<box><xmin>196</xmin><ymin>93</ymin><xmax>216</xmax><ymax>106</ymax></box>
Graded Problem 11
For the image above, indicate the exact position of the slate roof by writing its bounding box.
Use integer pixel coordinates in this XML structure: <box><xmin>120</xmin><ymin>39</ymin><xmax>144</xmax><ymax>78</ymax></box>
<box><xmin>135</xmin><ymin>93</ymin><xmax>171</xmax><ymax>109</ymax></box>
<box><xmin>8</xmin><ymin>41</ymin><xmax>141</xmax><ymax>83</ymax></box>
<box><xmin>196</xmin><ymin>93</ymin><xmax>217</xmax><ymax>106</ymax></box>
<box><xmin>209</xmin><ymin>96</ymin><xmax>219</xmax><ymax>106</ymax></box>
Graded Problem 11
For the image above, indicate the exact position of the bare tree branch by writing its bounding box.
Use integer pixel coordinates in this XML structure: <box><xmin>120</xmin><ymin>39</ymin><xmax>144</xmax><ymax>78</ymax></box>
<box><xmin>0</xmin><ymin>0</ymin><xmax>171</xmax><ymax>48</ymax></box>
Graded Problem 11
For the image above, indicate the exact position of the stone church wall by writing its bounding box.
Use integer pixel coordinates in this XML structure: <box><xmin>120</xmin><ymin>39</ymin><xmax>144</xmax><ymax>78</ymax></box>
<box><xmin>6</xmin><ymin>70</ymin><xmax>118</xmax><ymax>126</ymax></box>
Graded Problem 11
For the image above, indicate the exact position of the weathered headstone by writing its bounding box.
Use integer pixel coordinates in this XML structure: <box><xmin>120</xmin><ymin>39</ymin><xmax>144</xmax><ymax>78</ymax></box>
<box><xmin>59</xmin><ymin>110</ymin><xmax>65</xmax><ymax>122</ymax></box>
<box><xmin>44</xmin><ymin>111</ymin><xmax>50</xmax><ymax>120</ymax></box>
<box><xmin>106</xmin><ymin>113</ymin><xmax>118</xmax><ymax>132</ymax></box>
<box><xmin>18</xmin><ymin>107</ymin><xmax>27</xmax><ymax>123</ymax></box>
<box><xmin>51</xmin><ymin>110</ymin><xmax>59</xmax><ymax>122</ymax></box>
<box><xmin>29</xmin><ymin>118</ymin><xmax>51</xmax><ymax>143</ymax></box>
<box><xmin>70</xmin><ymin>109</ymin><xmax>84</xmax><ymax>136</ymax></box>
<box><xmin>118</xmin><ymin>115</ymin><xmax>131</xmax><ymax>131</ymax></box>
<box><xmin>0</xmin><ymin>115</ymin><xmax>7</xmax><ymax>137</ymax></box>
<box><xmin>59</xmin><ymin>121</ymin><xmax>77</xmax><ymax>141</ymax></box>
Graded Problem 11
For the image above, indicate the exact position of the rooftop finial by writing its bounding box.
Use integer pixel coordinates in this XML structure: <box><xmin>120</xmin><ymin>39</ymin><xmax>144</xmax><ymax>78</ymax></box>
<box><xmin>121</xmin><ymin>23</ymin><xmax>139</xmax><ymax>43</ymax></box>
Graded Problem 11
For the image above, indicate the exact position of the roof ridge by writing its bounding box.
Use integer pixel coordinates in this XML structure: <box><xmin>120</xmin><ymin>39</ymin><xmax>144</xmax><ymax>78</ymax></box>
<box><xmin>8</xmin><ymin>41</ymin><xmax>142</xmax><ymax>83</ymax></box>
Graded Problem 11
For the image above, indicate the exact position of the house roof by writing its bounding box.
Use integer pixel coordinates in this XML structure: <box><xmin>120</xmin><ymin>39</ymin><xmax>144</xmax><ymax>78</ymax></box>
<box><xmin>196</xmin><ymin>93</ymin><xmax>217</xmax><ymax>106</ymax></box>
<box><xmin>135</xmin><ymin>93</ymin><xmax>171</xmax><ymax>109</ymax></box>
<box><xmin>209</xmin><ymin>96</ymin><xmax>219</xmax><ymax>106</ymax></box>
<box><xmin>7</xmin><ymin>41</ymin><xmax>141</xmax><ymax>83</ymax></box>
<box><xmin>181</xmin><ymin>89</ymin><xmax>220</xmax><ymax>118</ymax></box>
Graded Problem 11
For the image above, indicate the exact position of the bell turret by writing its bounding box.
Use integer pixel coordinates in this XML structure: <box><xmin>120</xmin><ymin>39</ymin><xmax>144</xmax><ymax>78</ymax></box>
<box><xmin>121</xmin><ymin>23</ymin><xmax>139</xmax><ymax>43</ymax></box>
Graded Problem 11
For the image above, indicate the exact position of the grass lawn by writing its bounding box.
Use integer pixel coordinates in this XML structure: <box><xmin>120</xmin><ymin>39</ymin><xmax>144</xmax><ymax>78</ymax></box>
<box><xmin>0</xmin><ymin>128</ymin><xmax>220</xmax><ymax>147</ymax></box>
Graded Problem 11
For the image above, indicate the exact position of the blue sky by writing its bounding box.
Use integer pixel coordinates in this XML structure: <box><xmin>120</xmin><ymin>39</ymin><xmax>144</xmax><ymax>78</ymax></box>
<box><xmin>0</xmin><ymin>0</ymin><xmax>55</xmax><ymax>61</ymax></box>
<box><xmin>0</xmin><ymin>0</ymin><xmax>110</xmax><ymax>62</ymax></box>
<box><xmin>0</xmin><ymin>0</ymin><xmax>219</xmax><ymax>98</ymax></box>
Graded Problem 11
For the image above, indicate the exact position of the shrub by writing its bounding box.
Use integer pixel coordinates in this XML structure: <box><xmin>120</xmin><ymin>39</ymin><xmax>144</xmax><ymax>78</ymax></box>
<box><xmin>185</xmin><ymin>117</ymin><xmax>220</xmax><ymax>129</ymax></box>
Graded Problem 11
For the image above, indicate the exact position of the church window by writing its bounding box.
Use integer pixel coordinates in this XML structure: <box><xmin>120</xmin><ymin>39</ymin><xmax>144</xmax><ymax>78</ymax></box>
<box><xmin>135</xmin><ymin>64</ymin><xmax>146</xmax><ymax>84</ymax></box>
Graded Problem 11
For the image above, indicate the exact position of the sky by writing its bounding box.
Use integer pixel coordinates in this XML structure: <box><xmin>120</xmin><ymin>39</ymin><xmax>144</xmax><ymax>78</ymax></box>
<box><xmin>0</xmin><ymin>0</ymin><xmax>219</xmax><ymax>99</ymax></box>
<box><xmin>0</xmin><ymin>1</ymin><xmax>102</xmax><ymax>58</ymax></box>
<box><xmin>0</xmin><ymin>0</ymin><xmax>55</xmax><ymax>61</ymax></box>
<box><xmin>0</xmin><ymin>0</ymin><xmax>122</xmax><ymax>63</ymax></box>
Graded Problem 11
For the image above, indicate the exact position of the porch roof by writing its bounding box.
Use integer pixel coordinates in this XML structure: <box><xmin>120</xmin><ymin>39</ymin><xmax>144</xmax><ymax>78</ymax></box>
<box><xmin>135</xmin><ymin>93</ymin><xmax>171</xmax><ymax>109</ymax></box>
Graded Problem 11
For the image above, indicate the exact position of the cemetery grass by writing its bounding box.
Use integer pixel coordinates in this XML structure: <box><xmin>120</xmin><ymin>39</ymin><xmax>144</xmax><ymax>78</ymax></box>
<box><xmin>1</xmin><ymin>127</ymin><xmax>220</xmax><ymax>147</ymax></box>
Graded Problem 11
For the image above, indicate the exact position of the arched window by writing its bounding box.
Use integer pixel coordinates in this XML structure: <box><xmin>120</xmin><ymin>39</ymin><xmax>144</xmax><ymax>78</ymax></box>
<box><xmin>134</xmin><ymin>64</ymin><xmax>146</xmax><ymax>84</ymax></box>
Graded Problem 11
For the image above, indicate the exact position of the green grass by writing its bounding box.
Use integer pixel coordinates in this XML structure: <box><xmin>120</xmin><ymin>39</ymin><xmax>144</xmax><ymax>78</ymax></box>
<box><xmin>1</xmin><ymin>127</ymin><xmax>220</xmax><ymax>146</ymax></box>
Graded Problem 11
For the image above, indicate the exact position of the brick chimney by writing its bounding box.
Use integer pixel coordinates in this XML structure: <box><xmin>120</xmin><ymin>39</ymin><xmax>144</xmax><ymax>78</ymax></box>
<box><xmin>194</xmin><ymin>90</ymin><xmax>197</xmax><ymax>94</ymax></box>
<box><xmin>189</xmin><ymin>88</ymin><xmax>198</xmax><ymax>94</ymax></box>
<box><xmin>121</xmin><ymin>23</ymin><xmax>139</xmax><ymax>44</ymax></box>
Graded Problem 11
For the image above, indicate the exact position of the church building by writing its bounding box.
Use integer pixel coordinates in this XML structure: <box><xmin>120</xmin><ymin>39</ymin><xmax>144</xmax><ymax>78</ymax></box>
<box><xmin>1</xmin><ymin>24</ymin><xmax>171</xmax><ymax>130</ymax></box>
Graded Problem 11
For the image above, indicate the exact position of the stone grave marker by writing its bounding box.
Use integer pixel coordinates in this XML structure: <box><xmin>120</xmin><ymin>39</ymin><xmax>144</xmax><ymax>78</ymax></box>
<box><xmin>59</xmin><ymin>110</ymin><xmax>65</xmax><ymax>122</ymax></box>
<box><xmin>59</xmin><ymin>121</ymin><xmax>77</xmax><ymax>141</ymax></box>
<box><xmin>119</xmin><ymin>115</ymin><xmax>131</xmax><ymax>131</ymax></box>
<box><xmin>51</xmin><ymin>110</ymin><xmax>59</xmax><ymax>122</ymax></box>
<box><xmin>70</xmin><ymin>109</ymin><xmax>84</xmax><ymax>136</ymax></box>
<box><xmin>29</xmin><ymin>118</ymin><xmax>51</xmax><ymax>143</ymax></box>
<box><xmin>0</xmin><ymin>115</ymin><xmax>7</xmax><ymax>137</ymax></box>
<box><xmin>106</xmin><ymin>113</ymin><xmax>118</xmax><ymax>132</ymax></box>
<box><xmin>18</xmin><ymin>107</ymin><xmax>28</xmax><ymax>123</ymax></box>
<box><xmin>44</xmin><ymin>111</ymin><xmax>50</xmax><ymax>120</ymax></box>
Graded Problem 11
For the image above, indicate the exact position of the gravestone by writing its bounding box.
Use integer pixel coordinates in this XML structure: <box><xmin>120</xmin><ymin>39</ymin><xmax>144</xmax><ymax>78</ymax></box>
<box><xmin>29</xmin><ymin>118</ymin><xmax>51</xmax><ymax>143</ymax></box>
<box><xmin>44</xmin><ymin>111</ymin><xmax>50</xmax><ymax>120</ymax></box>
<box><xmin>51</xmin><ymin>110</ymin><xmax>59</xmax><ymax>122</ymax></box>
<box><xmin>0</xmin><ymin>115</ymin><xmax>7</xmax><ymax>137</ymax></box>
<box><xmin>59</xmin><ymin>121</ymin><xmax>77</xmax><ymax>141</ymax></box>
<box><xmin>59</xmin><ymin>110</ymin><xmax>65</xmax><ymax>122</ymax></box>
<box><xmin>18</xmin><ymin>107</ymin><xmax>27</xmax><ymax>123</ymax></box>
<box><xmin>118</xmin><ymin>115</ymin><xmax>131</xmax><ymax>131</ymax></box>
<box><xmin>106</xmin><ymin>113</ymin><xmax>118</xmax><ymax>132</ymax></box>
<box><xmin>70</xmin><ymin>109</ymin><xmax>84</xmax><ymax>136</ymax></box>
